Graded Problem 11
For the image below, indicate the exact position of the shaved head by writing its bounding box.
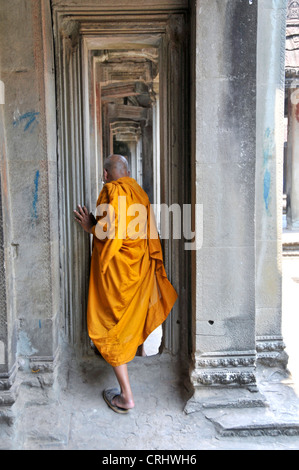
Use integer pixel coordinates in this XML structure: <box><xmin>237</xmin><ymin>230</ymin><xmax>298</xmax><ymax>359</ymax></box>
<box><xmin>103</xmin><ymin>154</ymin><xmax>129</xmax><ymax>182</ymax></box>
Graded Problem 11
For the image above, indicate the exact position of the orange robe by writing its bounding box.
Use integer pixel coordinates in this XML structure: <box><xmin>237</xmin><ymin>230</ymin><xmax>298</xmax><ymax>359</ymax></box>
<box><xmin>87</xmin><ymin>177</ymin><xmax>177</xmax><ymax>367</ymax></box>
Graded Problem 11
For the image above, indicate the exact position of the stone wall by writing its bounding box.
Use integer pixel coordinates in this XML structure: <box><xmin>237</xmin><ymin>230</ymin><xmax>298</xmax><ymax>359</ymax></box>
<box><xmin>0</xmin><ymin>0</ymin><xmax>60</xmax><ymax>408</ymax></box>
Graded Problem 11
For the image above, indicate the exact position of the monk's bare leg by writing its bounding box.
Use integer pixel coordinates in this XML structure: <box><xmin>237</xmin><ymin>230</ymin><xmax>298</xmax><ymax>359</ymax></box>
<box><xmin>112</xmin><ymin>364</ymin><xmax>135</xmax><ymax>410</ymax></box>
<box><xmin>136</xmin><ymin>343</ymin><xmax>146</xmax><ymax>357</ymax></box>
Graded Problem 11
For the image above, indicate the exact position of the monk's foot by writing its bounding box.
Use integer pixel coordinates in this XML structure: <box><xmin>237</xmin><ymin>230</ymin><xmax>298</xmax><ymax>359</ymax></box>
<box><xmin>112</xmin><ymin>393</ymin><xmax>135</xmax><ymax>410</ymax></box>
<box><xmin>103</xmin><ymin>388</ymin><xmax>134</xmax><ymax>414</ymax></box>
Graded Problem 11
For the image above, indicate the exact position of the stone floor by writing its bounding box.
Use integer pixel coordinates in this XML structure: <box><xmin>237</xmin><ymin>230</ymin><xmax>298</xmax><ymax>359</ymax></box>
<box><xmin>1</xmin><ymin>251</ymin><xmax>299</xmax><ymax>451</ymax></box>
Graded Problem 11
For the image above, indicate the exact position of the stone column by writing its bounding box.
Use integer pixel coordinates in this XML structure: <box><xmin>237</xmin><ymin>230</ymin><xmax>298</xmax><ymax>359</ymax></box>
<box><xmin>0</xmin><ymin>88</ymin><xmax>18</xmax><ymax>425</ymax></box>
<box><xmin>0</xmin><ymin>0</ymin><xmax>60</xmax><ymax>389</ymax></box>
<box><xmin>286</xmin><ymin>79</ymin><xmax>299</xmax><ymax>229</ymax></box>
<box><xmin>255</xmin><ymin>0</ymin><xmax>288</xmax><ymax>367</ymax></box>
<box><xmin>285</xmin><ymin>1</ymin><xmax>299</xmax><ymax>230</ymax></box>
<box><xmin>186</xmin><ymin>0</ymin><xmax>263</xmax><ymax>412</ymax></box>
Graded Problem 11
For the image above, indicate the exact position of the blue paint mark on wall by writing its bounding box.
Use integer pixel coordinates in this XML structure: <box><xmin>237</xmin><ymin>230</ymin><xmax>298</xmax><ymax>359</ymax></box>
<box><xmin>263</xmin><ymin>169</ymin><xmax>271</xmax><ymax>212</ymax></box>
<box><xmin>32</xmin><ymin>170</ymin><xmax>40</xmax><ymax>220</ymax></box>
<box><xmin>13</xmin><ymin>111</ymin><xmax>40</xmax><ymax>132</ymax></box>
<box><xmin>39</xmin><ymin>320</ymin><xmax>41</xmax><ymax>329</ymax></box>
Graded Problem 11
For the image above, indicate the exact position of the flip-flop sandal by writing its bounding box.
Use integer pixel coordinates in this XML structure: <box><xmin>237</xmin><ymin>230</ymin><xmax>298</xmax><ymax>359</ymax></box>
<box><xmin>103</xmin><ymin>388</ymin><xmax>129</xmax><ymax>414</ymax></box>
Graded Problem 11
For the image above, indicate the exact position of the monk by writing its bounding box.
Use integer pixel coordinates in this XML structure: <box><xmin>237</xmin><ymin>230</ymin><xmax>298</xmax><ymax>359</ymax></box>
<box><xmin>74</xmin><ymin>154</ymin><xmax>177</xmax><ymax>414</ymax></box>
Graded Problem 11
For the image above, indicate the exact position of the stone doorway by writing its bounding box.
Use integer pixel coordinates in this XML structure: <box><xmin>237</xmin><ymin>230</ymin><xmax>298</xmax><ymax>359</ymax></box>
<box><xmin>95</xmin><ymin>45</ymin><xmax>162</xmax><ymax>355</ymax></box>
<box><xmin>52</xmin><ymin>4</ymin><xmax>191</xmax><ymax>359</ymax></box>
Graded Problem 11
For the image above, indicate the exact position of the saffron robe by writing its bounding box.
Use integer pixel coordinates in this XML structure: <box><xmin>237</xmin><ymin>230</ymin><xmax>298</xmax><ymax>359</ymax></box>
<box><xmin>87</xmin><ymin>177</ymin><xmax>178</xmax><ymax>366</ymax></box>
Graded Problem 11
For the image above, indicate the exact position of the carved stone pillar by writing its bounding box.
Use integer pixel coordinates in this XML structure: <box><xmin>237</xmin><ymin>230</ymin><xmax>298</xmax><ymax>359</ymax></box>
<box><xmin>255</xmin><ymin>0</ymin><xmax>288</xmax><ymax>367</ymax></box>
<box><xmin>0</xmin><ymin>0</ymin><xmax>60</xmax><ymax>399</ymax></box>
<box><xmin>186</xmin><ymin>0</ymin><xmax>264</xmax><ymax>412</ymax></box>
<box><xmin>286</xmin><ymin>77</ymin><xmax>299</xmax><ymax>230</ymax></box>
<box><xmin>285</xmin><ymin>0</ymin><xmax>299</xmax><ymax>222</ymax></box>
<box><xmin>0</xmin><ymin>99</ymin><xmax>18</xmax><ymax>425</ymax></box>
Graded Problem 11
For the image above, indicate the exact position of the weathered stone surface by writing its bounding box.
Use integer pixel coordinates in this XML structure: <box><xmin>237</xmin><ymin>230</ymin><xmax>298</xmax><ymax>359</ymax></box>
<box><xmin>0</xmin><ymin>0</ymin><xmax>295</xmax><ymax>448</ymax></box>
<box><xmin>6</xmin><ymin>343</ymin><xmax>299</xmax><ymax>450</ymax></box>
<box><xmin>190</xmin><ymin>0</ymin><xmax>258</xmax><ymax>401</ymax></box>
<box><xmin>255</xmin><ymin>0</ymin><xmax>287</xmax><ymax>367</ymax></box>
<box><xmin>0</xmin><ymin>0</ymin><xmax>60</xmax><ymax>393</ymax></box>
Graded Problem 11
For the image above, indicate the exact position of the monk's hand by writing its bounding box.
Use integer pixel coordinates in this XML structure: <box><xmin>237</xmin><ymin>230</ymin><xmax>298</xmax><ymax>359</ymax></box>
<box><xmin>74</xmin><ymin>205</ymin><xmax>96</xmax><ymax>234</ymax></box>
